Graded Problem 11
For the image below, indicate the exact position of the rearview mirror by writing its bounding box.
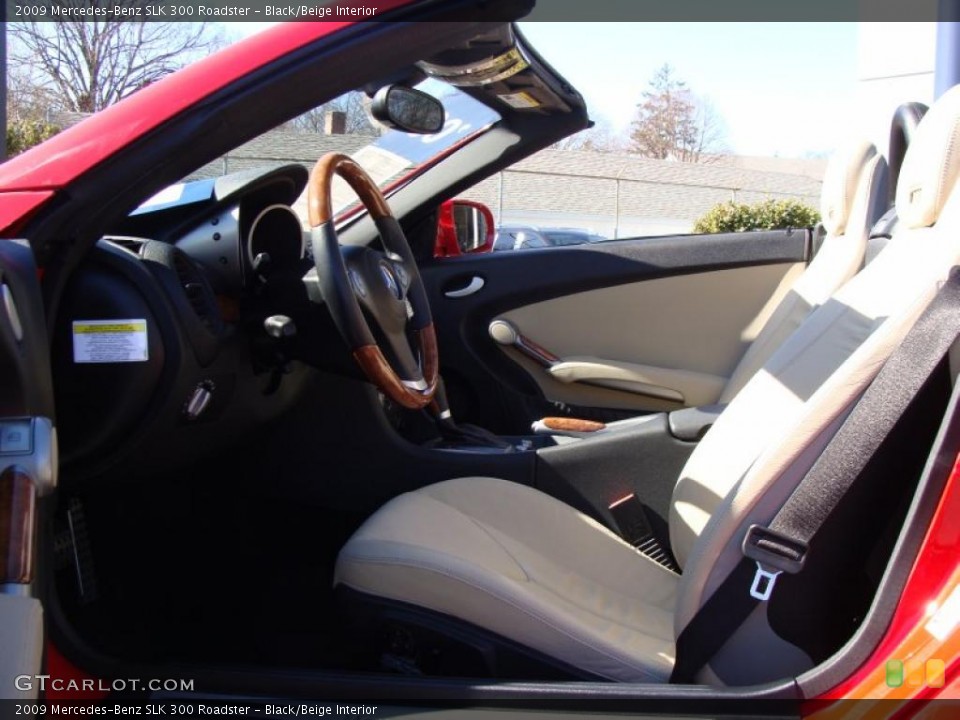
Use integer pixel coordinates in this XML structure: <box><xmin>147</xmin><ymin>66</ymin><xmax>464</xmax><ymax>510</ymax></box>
<box><xmin>370</xmin><ymin>85</ymin><xmax>445</xmax><ymax>134</ymax></box>
<box><xmin>435</xmin><ymin>200</ymin><xmax>495</xmax><ymax>257</ymax></box>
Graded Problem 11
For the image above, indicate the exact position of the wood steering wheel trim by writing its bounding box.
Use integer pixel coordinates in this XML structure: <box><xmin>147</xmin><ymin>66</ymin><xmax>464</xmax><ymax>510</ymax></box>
<box><xmin>308</xmin><ymin>152</ymin><xmax>438</xmax><ymax>409</ymax></box>
<box><xmin>353</xmin><ymin>324</ymin><xmax>439</xmax><ymax>410</ymax></box>
<box><xmin>308</xmin><ymin>153</ymin><xmax>392</xmax><ymax>226</ymax></box>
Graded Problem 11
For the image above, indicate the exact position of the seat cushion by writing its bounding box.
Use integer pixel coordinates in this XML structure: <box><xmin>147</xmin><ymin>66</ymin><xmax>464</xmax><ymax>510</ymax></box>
<box><xmin>335</xmin><ymin>477</ymin><xmax>679</xmax><ymax>682</ymax></box>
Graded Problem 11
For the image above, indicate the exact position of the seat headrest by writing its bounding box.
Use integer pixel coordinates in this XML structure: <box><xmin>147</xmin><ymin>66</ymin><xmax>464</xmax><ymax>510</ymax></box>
<box><xmin>895</xmin><ymin>84</ymin><xmax>960</xmax><ymax>229</ymax></box>
<box><xmin>820</xmin><ymin>140</ymin><xmax>883</xmax><ymax>235</ymax></box>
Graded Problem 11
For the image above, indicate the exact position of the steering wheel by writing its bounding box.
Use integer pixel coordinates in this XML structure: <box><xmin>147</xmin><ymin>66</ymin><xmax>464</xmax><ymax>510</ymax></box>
<box><xmin>307</xmin><ymin>153</ymin><xmax>438</xmax><ymax>409</ymax></box>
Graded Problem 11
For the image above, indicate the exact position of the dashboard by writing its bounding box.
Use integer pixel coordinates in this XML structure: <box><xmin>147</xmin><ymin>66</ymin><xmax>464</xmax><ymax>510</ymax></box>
<box><xmin>52</xmin><ymin>165</ymin><xmax>320</xmax><ymax>482</ymax></box>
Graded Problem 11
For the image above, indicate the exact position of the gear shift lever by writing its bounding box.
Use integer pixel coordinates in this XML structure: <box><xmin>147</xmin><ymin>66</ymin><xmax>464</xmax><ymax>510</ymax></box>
<box><xmin>428</xmin><ymin>377</ymin><xmax>515</xmax><ymax>451</ymax></box>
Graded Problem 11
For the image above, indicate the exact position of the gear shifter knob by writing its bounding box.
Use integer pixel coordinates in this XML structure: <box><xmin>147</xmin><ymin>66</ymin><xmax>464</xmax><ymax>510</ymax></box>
<box><xmin>263</xmin><ymin>314</ymin><xmax>296</xmax><ymax>338</ymax></box>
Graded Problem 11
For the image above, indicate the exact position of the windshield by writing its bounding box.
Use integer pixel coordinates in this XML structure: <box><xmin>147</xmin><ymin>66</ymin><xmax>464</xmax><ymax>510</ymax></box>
<box><xmin>143</xmin><ymin>79</ymin><xmax>500</xmax><ymax>226</ymax></box>
<box><xmin>329</xmin><ymin>79</ymin><xmax>499</xmax><ymax>216</ymax></box>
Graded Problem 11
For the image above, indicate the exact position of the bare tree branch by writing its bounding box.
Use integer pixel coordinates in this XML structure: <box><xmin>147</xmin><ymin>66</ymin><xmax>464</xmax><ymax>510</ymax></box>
<box><xmin>288</xmin><ymin>91</ymin><xmax>380</xmax><ymax>136</ymax></box>
<box><xmin>552</xmin><ymin>117</ymin><xmax>627</xmax><ymax>153</ymax></box>
<box><xmin>10</xmin><ymin>8</ymin><xmax>223</xmax><ymax>113</ymax></box>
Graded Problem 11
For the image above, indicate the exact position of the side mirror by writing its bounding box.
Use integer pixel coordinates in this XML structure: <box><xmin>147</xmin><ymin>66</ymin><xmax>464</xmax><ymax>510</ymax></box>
<box><xmin>435</xmin><ymin>200</ymin><xmax>495</xmax><ymax>258</ymax></box>
<box><xmin>370</xmin><ymin>85</ymin><xmax>445</xmax><ymax>134</ymax></box>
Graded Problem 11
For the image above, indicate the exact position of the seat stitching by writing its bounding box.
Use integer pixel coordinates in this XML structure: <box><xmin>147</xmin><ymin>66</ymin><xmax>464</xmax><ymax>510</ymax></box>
<box><xmin>774</xmin><ymin>300</ymin><xmax>884</xmax><ymax>380</ymax></box>
<box><xmin>534</xmin><ymin>580</ymin><xmax>677</xmax><ymax>642</ymax></box>
<box><xmin>426</xmin><ymin>496</ymin><xmax>531</xmax><ymax>582</ymax></box>
<box><xmin>422</xmin><ymin>494</ymin><xmax>676</xmax><ymax>638</ymax></box>
<box><xmin>342</xmin><ymin>552</ymin><xmax>673</xmax><ymax>682</ymax></box>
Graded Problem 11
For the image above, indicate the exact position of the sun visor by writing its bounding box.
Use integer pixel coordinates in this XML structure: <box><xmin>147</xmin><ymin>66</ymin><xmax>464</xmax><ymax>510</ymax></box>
<box><xmin>417</xmin><ymin>24</ymin><xmax>577</xmax><ymax>115</ymax></box>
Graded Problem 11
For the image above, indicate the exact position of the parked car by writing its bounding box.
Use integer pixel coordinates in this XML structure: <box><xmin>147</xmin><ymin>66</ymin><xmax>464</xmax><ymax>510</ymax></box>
<box><xmin>0</xmin><ymin>5</ymin><xmax>959</xmax><ymax>714</ymax></box>
<box><xmin>493</xmin><ymin>225</ymin><xmax>551</xmax><ymax>251</ymax></box>
<box><xmin>494</xmin><ymin>224</ymin><xmax>606</xmax><ymax>250</ymax></box>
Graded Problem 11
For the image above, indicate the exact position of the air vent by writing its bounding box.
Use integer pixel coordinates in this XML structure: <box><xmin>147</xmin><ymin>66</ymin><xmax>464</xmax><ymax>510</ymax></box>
<box><xmin>103</xmin><ymin>236</ymin><xmax>148</xmax><ymax>255</ymax></box>
<box><xmin>172</xmin><ymin>252</ymin><xmax>217</xmax><ymax>333</ymax></box>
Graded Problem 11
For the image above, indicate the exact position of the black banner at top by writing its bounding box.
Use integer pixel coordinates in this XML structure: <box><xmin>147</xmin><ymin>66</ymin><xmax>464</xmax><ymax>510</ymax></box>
<box><xmin>2</xmin><ymin>0</ymin><xmax>945</xmax><ymax>23</ymax></box>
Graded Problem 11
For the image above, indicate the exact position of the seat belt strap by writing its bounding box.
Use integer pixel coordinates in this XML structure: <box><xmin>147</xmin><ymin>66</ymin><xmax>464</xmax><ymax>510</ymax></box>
<box><xmin>671</xmin><ymin>267</ymin><xmax>960</xmax><ymax>684</ymax></box>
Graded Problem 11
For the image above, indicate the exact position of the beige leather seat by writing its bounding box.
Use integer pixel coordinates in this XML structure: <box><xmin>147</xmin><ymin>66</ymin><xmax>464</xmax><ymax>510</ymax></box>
<box><xmin>335</xmin><ymin>85</ymin><xmax>960</xmax><ymax>685</ymax></box>
<box><xmin>719</xmin><ymin>139</ymin><xmax>888</xmax><ymax>401</ymax></box>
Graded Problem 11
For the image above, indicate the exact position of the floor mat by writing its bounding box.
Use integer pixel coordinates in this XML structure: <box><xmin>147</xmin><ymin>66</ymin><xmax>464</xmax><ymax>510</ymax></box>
<box><xmin>54</xmin><ymin>462</ymin><xmax>367</xmax><ymax>669</ymax></box>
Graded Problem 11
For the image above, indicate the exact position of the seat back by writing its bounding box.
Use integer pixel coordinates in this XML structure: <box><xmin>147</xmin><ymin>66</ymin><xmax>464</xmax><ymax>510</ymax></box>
<box><xmin>669</xmin><ymin>84</ymin><xmax>960</xmax><ymax>684</ymax></box>
<box><xmin>720</xmin><ymin>141</ymin><xmax>889</xmax><ymax>402</ymax></box>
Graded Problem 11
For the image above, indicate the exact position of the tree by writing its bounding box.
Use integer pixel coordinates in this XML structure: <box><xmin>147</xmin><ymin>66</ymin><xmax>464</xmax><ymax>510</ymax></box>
<box><xmin>552</xmin><ymin>118</ymin><xmax>627</xmax><ymax>153</ymax></box>
<box><xmin>693</xmin><ymin>199</ymin><xmax>820</xmax><ymax>234</ymax></box>
<box><xmin>6</xmin><ymin>55</ymin><xmax>65</xmax><ymax>156</ymax></box>
<box><xmin>6</xmin><ymin>119</ymin><xmax>61</xmax><ymax>157</ymax></box>
<box><xmin>288</xmin><ymin>91</ymin><xmax>380</xmax><ymax>136</ymax></box>
<box><xmin>9</xmin><ymin>11</ymin><xmax>223</xmax><ymax>114</ymax></box>
<box><xmin>629</xmin><ymin>64</ymin><xmax>726</xmax><ymax>163</ymax></box>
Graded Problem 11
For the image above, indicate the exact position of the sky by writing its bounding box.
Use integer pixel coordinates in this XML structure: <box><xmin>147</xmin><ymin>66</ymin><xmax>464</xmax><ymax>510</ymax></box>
<box><xmin>518</xmin><ymin>23</ymin><xmax>859</xmax><ymax>158</ymax></box>
<box><xmin>227</xmin><ymin>22</ymin><xmax>865</xmax><ymax>158</ymax></box>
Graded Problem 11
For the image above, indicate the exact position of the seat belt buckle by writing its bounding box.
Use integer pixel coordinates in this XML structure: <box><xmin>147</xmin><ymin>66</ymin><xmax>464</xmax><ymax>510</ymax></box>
<box><xmin>749</xmin><ymin>563</ymin><xmax>782</xmax><ymax>601</ymax></box>
<box><xmin>741</xmin><ymin>524</ymin><xmax>808</xmax><ymax>602</ymax></box>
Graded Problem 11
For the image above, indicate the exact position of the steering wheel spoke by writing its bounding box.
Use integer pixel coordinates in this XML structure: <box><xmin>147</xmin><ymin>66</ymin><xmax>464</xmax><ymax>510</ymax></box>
<box><xmin>381</xmin><ymin>326</ymin><xmax>424</xmax><ymax>385</ymax></box>
<box><xmin>308</xmin><ymin>153</ymin><xmax>438</xmax><ymax>409</ymax></box>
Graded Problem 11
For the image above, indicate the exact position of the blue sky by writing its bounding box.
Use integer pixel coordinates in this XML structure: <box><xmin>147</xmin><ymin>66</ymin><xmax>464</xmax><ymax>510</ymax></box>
<box><xmin>228</xmin><ymin>22</ymin><xmax>860</xmax><ymax>158</ymax></box>
<box><xmin>518</xmin><ymin>23</ymin><xmax>859</xmax><ymax>157</ymax></box>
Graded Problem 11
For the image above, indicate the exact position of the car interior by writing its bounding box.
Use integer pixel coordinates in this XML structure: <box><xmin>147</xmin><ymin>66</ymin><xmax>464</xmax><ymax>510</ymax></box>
<box><xmin>10</xmin><ymin>12</ymin><xmax>960</xmax><ymax>702</ymax></box>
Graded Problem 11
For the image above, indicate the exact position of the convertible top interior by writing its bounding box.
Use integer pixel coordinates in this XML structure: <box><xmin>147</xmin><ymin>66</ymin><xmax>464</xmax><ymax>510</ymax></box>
<box><xmin>7</xmin><ymin>11</ymin><xmax>958</xmax><ymax>705</ymax></box>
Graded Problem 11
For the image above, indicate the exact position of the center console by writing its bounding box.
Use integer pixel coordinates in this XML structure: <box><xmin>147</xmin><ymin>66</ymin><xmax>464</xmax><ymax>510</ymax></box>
<box><xmin>426</xmin><ymin>403</ymin><xmax>725</xmax><ymax>562</ymax></box>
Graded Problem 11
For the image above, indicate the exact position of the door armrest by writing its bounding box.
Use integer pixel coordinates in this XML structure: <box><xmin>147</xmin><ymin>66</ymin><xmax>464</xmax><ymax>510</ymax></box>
<box><xmin>547</xmin><ymin>356</ymin><xmax>726</xmax><ymax>406</ymax></box>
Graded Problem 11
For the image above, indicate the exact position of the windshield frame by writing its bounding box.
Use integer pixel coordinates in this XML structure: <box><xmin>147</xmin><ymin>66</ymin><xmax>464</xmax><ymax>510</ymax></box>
<box><xmin>327</xmin><ymin>79</ymin><xmax>502</xmax><ymax>228</ymax></box>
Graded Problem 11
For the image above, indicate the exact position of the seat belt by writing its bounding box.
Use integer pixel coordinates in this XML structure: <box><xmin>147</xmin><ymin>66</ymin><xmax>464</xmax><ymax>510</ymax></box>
<box><xmin>671</xmin><ymin>266</ymin><xmax>960</xmax><ymax>684</ymax></box>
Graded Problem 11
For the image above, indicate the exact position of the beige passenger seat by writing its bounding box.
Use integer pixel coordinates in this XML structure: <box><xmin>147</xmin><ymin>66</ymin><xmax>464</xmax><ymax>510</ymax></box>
<box><xmin>718</xmin><ymin>138</ymin><xmax>889</xmax><ymax>401</ymax></box>
<box><xmin>335</xmin><ymin>84</ymin><xmax>960</xmax><ymax>684</ymax></box>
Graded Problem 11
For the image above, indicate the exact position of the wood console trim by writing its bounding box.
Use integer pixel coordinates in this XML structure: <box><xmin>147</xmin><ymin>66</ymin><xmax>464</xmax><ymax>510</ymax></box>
<box><xmin>0</xmin><ymin>466</ymin><xmax>36</xmax><ymax>584</ymax></box>
<box><xmin>541</xmin><ymin>417</ymin><xmax>607</xmax><ymax>433</ymax></box>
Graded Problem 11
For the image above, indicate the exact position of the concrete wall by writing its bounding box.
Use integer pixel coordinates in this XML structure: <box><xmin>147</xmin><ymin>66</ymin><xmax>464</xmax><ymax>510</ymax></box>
<box><xmin>855</xmin><ymin>22</ymin><xmax>937</xmax><ymax>157</ymax></box>
<box><xmin>457</xmin><ymin>155</ymin><xmax>823</xmax><ymax>238</ymax></box>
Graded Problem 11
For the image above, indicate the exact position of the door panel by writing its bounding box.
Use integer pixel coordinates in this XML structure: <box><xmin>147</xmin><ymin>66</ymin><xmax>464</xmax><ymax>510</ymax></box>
<box><xmin>420</xmin><ymin>229</ymin><xmax>811</xmax><ymax>432</ymax></box>
<box><xmin>500</xmin><ymin>262</ymin><xmax>805</xmax><ymax>411</ymax></box>
<box><xmin>0</xmin><ymin>239</ymin><xmax>54</xmax><ymax>700</ymax></box>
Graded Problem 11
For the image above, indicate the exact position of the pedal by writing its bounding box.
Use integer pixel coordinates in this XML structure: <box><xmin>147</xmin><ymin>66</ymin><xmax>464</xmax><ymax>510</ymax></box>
<box><xmin>60</xmin><ymin>498</ymin><xmax>98</xmax><ymax>604</ymax></box>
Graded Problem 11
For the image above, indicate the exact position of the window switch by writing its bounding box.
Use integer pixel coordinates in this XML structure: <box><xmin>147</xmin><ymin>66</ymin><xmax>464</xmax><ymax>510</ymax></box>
<box><xmin>0</xmin><ymin>421</ymin><xmax>32</xmax><ymax>454</ymax></box>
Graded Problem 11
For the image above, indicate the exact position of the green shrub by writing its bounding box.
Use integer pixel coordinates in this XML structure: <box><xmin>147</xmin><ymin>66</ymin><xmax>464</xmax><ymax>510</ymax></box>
<box><xmin>6</xmin><ymin>119</ymin><xmax>61</xmax><ymax>157</ymax></box>
<box><xmin>693</xmin><ymin>198</ymin><xmax>820</xmax><ymax>234</ymax></box>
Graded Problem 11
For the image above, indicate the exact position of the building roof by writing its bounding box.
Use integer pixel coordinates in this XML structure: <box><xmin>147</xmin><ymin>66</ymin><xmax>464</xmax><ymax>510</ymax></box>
<box><xmin>48</xmin><ymin>111</ymin><xmax>822</xmax><ymax>225</ymax></box>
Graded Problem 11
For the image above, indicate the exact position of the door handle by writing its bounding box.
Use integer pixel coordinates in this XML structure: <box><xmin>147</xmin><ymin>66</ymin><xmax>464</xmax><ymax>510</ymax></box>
<box><xmin>488</xmin><ymin>319</ymin><xmax>559</xmax><ymax>368</ymax></box>
<box><xmin>444</xmin><ymin>276</ymin><xmax>485</xmax><ymax>298</ymax></box>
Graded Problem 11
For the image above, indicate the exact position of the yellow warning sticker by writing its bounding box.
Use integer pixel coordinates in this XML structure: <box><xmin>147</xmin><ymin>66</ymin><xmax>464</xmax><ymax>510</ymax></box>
<box><xmin>499</xmin><ymin>91</ymin><xmax>540</xmax><ymax>110</ymax></box>
<box><xmin>73</xmin><ymin>319</ymin><xmax>148</xmax><ymax>363</ymax></box>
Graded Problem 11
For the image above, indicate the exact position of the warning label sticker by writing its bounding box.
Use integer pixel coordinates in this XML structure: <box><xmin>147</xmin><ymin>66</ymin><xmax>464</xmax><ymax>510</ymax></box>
<box><xmin>73</xmin><ymin>319</ymin><xmax>149</xmax><ymax>364</ymax></box>
<box><xmin>499</xmin><ymin>91</ymin><xmax>540</xmax><ymax>109</ymax></box>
